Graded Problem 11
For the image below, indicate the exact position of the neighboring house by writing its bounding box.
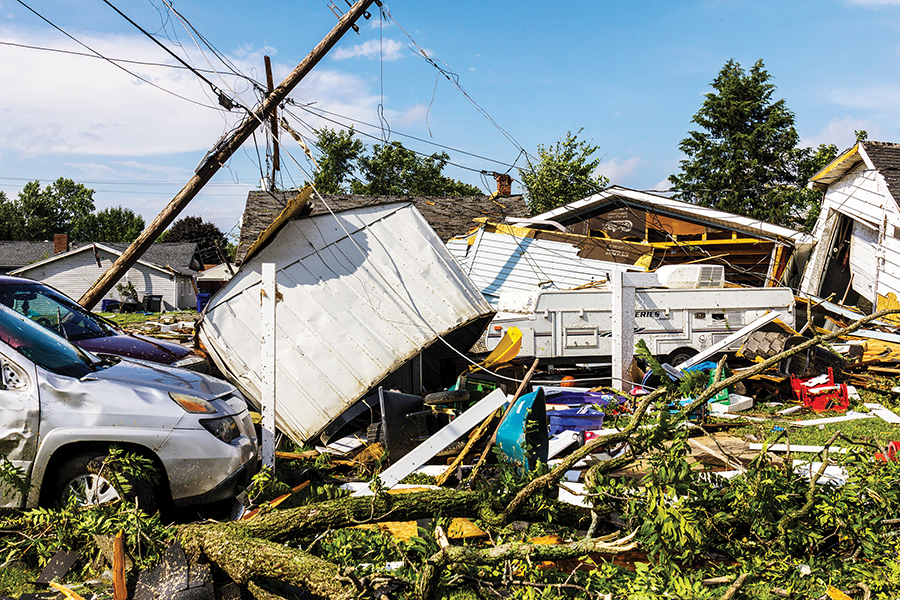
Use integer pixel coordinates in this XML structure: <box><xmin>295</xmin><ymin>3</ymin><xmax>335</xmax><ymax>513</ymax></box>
<box><xmin>235</xmin><ymin>175</ymin><xmax>530</xmax><ymax>264</ymax></box>
<box><xmin>11</xmin><ymin>240</ymin><xmax>202</xmax><ymax>311</ymax></box>
<box><xmin>505</xmin><ymin>186</ymin><xmax>815</xmax><ymax>288</ymax></box>
<box><xmin>0</xmin><ymin>235</ymin><xmax>71</xmax><ymax>274</ymax></box>
<box><xmin>800</xmin><ymin>141</ymin><xmax>900</xmax><ymax>317</ymax></box>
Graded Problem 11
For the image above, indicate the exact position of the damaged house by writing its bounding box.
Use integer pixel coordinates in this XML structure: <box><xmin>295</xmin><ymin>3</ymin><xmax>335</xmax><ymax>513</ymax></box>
<box><xmin>447</xmin><ymin>185</ymin><xmax>814</xmax><ymax>305</ymax></box>
<box><xmin>800</xmin><ymin>140</ymin><xmax>900</xmax><ymax>319</ymax></box>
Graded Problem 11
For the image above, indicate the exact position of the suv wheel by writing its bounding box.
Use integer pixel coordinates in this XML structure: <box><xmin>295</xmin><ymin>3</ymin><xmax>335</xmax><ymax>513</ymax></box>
<box><xmin>46</xmin><ymin>450</ymin><xmax>157</xmax><ymax>513</ymax></box>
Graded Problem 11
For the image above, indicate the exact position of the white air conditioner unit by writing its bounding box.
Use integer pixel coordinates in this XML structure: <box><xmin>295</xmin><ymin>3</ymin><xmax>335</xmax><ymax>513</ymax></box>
<box><xmin>653</xmin><ymin>264</ymin><xmax>725</xmax><ymax>289</ymax></box>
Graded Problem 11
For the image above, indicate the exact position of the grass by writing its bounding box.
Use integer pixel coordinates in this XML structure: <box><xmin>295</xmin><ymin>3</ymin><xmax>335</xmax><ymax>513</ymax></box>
<box><xmin>0</xmin><ymin>564</ymin><xmax>37</xmax><ymax>597</ymax></box>
<box><xmin>97</xmin><ymin>310</ymin><xmax>200</xmax><ymax>328</ymax></box>
<box><xmin>722</xmin><ymin>377</ymin><xmax>900</xmax><ymax>453</ymax></box>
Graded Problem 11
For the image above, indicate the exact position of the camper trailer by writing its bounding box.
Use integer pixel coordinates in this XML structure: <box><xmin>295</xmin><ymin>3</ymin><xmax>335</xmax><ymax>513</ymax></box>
<box><xmin>486</xmin><ymin>265</ymin><xmax>795</xmax><ymax>366</ymax></box>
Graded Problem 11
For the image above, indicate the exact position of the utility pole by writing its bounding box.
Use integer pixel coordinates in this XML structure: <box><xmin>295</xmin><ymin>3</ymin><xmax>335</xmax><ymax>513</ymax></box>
<box><xmin>264</xmin><ymin>55</ymin><xmax>280</xmax><ymax>189</ymax></box>
<box><xmin>79</xmin><ymin>0</ymin><xmax>376</xmax><ymax>309</ymax></box>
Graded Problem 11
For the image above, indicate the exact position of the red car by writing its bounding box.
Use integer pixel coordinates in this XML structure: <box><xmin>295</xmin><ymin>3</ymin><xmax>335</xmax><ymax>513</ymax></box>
<box><xmin>0</xmin><ymin>276</ymin><xmax>209</xmax><ymax>372</ymax></box>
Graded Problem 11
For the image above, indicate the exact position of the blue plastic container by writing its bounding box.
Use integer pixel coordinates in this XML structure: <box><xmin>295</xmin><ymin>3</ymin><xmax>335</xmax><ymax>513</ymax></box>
<box><xmin>547</xmin><ymin>408</ymin><xmax>606</xmax><ymax>435</ymax></box>
<box><xmin>196</xmin><ymin>292</ymin><xmax>212</xmax><ymax>312</ymax></box>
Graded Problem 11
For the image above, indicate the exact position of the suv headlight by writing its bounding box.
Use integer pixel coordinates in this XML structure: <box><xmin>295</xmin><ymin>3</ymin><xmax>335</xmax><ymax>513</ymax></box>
<box><xmin>170</xmin><ymin>392</ymin><xmax>217</xmax><ymax>414</ymax></box>
<box><xmin>200</xmin><ymin>416</ymin><xmax>241</xmax><ymax>443</ymax></box>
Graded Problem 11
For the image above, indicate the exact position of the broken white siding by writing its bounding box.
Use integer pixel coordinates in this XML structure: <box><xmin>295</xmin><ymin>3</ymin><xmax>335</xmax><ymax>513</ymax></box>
<box><xmin>446</xmin><ymin>228</ymin><xmax>641</xmax><ymax>306</ymax></box>
<box><xmin>801</xmin><ymin>160</ymin><xmax>900</xmax><ymax>310</ymax></box>
<box><xmin>199</xmin><ymin>203</ymin><xmax>494</xmax><ymax>443</ymax></box>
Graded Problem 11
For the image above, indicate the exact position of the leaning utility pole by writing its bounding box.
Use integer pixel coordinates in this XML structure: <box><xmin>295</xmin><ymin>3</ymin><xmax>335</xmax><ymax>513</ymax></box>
<box><xmin>79</xmin><ymin>0</ymin><xmax>377</xmax><ymax>309</ymax></box>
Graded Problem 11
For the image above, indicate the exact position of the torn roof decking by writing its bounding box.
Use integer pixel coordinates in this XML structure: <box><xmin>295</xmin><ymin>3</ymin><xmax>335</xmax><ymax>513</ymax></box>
<box><xmin>504</xmin><ymin>186</ymin><xmax>812</xmax><ymax>287</ymax></box>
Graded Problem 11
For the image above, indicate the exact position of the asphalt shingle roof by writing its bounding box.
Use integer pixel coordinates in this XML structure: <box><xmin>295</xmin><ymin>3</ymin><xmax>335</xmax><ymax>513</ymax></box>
<box><xmin>236</xmin><ymin>190</ymin><xmax>530</xmax><ymax>264</ymax></box>
<box><xmin>862</xmin><ymin>141</ymin><xmax>900</xmax><ymax>205</ymax></box>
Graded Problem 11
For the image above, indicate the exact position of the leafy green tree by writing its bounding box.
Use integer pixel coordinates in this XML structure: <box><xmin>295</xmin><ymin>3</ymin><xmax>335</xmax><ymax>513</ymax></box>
<box><xmin>159</xmin><ymin>215</ymin><xmax>227</xmax><ymax>264</ymax></box>
<box><xmin>350</xmin><ymin>141</ymin><xmax>482</xmax><ymax>197</ymax></box>
<box><xmin>518</xmin><ymin>129</ymin><xmax>609</xmax><ymax>215</ymax></box>
<box><xmin>312</xmin><ymin>129</ymin><xmax>482</xmax><ymax>197</ymax></box>
<box><xmin>71</xmin><ymin>206</ymin><xmax>145</xmax><ymax>243</ymax></box>
<box><xmin>313</xmin><ymin>127</ymin><xmax>365</xmax><ymax>194</ymax></box>
<box><xmin>0</xmin><ymin>191</ymin><xmax>23</xmax><ymax>240</ymax></box>
<box><xmin>668</xmin><ymin>59</ymin><xmax>813</xmax><ymax>227</ymax></box>
<box><xmin>791</xmin><ymin>143</ymin><xmax>839</xmax><ymax>231</ymax></box>
<box><xmin>12</xmin><ymin>178</ymin><xmax>96</xmax><ymax>241</ymax></box>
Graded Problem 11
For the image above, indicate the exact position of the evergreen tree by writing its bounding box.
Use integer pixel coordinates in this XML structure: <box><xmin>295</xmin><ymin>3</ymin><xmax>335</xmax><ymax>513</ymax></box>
<box><xmin>669</xmin><ymin>59</ymin><xmax>810</xmax><ymax>227</ymax></box>
<box><xmin>519</xmin><ymin>129</ymin><xmax>609</xmax><ymax>215</ymax></box>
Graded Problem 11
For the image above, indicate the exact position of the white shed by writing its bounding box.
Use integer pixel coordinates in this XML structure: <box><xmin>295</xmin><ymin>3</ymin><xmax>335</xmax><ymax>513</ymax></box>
<box><xmin>11</xmin><ymin>243</ymin><xmax>200</xmax><ymax>311</ymax></box>
<box><xmin>800</xmin><ymin>141</ymin><xmax>900</xmax><ymax>318</ymax></box>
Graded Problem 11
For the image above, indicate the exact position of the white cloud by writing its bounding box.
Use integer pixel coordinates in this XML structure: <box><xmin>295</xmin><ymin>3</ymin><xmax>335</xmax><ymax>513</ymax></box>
<box><xmin>0</xmin><ymin>26</ymin><xmax>386</xmax><ymax>159</ymax></box>
<box><xmin>826</xmin><ymin>84</ymin><xmax>900</xmax><ymax>109</ymax></box>
<box><xmin>595</xmin><ymin>156</ymin><xmax>641</xmax><ymax>184</ymax></box>
<box><xmin>844</xmin><ymin>0</ymin><xmax>900</xmax><ymax>5</ymax></box>
<box><xmin>802</xmin><ymin>116</ymin><xmax>875</xmax><ymax>149</ymax></box>
<box><xmin>331</xmin><ymin>38</ymin><xmax>405</xmax><ymax>61</ymax></box>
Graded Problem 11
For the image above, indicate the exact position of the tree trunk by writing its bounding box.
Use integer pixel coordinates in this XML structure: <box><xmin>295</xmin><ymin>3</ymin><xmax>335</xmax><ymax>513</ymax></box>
<box><xmin>179</xmin><ymin>522</ymin><xmax>356</xmax><ymax>600</ymax></box>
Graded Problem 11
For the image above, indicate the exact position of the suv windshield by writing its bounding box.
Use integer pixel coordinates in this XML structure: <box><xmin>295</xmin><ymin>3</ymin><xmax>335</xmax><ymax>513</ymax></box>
<box><xmin>0</xmin><ymin>285</ymin><xmax>116</xmax><ymax>342</ymax></box>
<box><xmin>0</xmin><ymin>305</ymin><xmax>96</xmax><ymax>378</ymax></box>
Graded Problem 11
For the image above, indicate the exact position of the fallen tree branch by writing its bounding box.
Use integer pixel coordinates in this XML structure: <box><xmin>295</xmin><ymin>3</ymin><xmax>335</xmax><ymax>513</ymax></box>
<box><xmin>414</xmin><ymin>530</ymin><xmax>638</xmax><ymax>600</ymax></box>
<box><xmin>179</xmin><ymin>522</ymin><xmax>356</xmax><ymax>600</ymax></box>
<box><xmin>195</xmin><ymin>489</ymin><xmax>592</xmax><ymax>545</ymax></box>
<box><xmin>719</xmin><ymin>572</ymin><xmax>750</xmax><ymax>600</ymax></box>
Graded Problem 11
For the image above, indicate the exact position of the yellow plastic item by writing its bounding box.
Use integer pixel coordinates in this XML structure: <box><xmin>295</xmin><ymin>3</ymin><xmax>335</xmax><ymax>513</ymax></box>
<box><xmin>468</xmin><ymin>326</ymin><xmax>522</xmax><ymax>373</ymax></box>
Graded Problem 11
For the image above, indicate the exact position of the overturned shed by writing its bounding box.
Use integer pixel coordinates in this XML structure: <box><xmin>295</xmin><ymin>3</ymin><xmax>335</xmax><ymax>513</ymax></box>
<box><xmin>198</xmin><ymin>199</ymin><xmax>494</xmax><ymax>443</ymax></box>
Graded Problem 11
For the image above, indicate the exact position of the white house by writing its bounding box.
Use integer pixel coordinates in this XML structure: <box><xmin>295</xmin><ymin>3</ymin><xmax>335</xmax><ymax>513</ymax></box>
<box><xmin>800</xmin><ymin>140</ymin><xmax>900</xmax><ymax>317</ymax></box>
<box><xmin>11</xmin><ymin>242</ymin><xmax>202</xmax><ymax>311</ymax></box>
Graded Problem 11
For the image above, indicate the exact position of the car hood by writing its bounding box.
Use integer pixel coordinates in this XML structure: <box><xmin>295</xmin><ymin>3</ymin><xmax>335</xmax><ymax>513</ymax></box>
<box><xmin>75</xmin><ymin>332</ymin><xmax>192</xmax><ymax>364</ymax></box>
<box><xmin>38</xmin><ymin>358</ymin><xmax>244</xmax><ymax>432</ymax></box>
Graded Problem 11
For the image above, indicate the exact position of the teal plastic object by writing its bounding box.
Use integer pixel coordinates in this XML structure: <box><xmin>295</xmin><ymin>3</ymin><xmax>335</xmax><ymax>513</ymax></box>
<box><xmin>496</xmin><ymin>387</ymin><xmax>549</xmax><ymax>471</ymax></box>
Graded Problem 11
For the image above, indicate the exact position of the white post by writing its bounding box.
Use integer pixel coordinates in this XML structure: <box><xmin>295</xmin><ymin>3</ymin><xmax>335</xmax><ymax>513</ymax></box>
<box><xmin>260</xmin><ymin>263</ymin><xmax>277</xmax><ymax>469</ymax></box>
<box><xmin>611</xmin><ymin>270</ymin><xmax>635</xmax><ymax>392</ymax></box>
<box><xmin>612</xmin><ymin>271</ymin><xmax>659</xmax><ymax>392</ymax></box>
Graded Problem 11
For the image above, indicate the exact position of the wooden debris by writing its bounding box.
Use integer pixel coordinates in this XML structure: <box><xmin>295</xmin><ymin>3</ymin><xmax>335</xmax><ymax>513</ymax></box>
<box><xmin>35</xmin><ymin>549</ymin><xmax>80</xmax><ymax>584</ymax></box>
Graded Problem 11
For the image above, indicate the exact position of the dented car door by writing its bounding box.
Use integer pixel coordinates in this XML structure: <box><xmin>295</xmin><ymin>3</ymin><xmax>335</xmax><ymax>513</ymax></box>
<box><xmin>0</xmin><ymin>348</ymin><xmax>39</xmax><ymax>507</ymax></box>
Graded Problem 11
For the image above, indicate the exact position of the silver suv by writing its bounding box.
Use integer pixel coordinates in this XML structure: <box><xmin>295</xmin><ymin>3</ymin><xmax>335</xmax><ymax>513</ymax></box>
<box><xmin>0</xmin><ymin>303</ymin><xmax>258</xmax><ymax>511</ymax></box>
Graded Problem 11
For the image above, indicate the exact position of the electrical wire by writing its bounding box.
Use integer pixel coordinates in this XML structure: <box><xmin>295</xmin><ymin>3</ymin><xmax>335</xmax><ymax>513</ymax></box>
<box><xmin>13</xmin><ymin>0</ymin><xmax>223</xmax><ymax>111</ymax></box>
<box><xmin>100</xmin><ymin>0</ymin><xmax>244</xmax><ymax>113</ymax></box>
<box><xmin>0</xmin><ymin>39</ymin><xmax>256</xmax><ymax>83</ymax></box>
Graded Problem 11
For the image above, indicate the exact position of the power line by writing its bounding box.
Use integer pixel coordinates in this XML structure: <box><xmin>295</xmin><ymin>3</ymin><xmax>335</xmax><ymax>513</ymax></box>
<box><xmin>0</xmin><ymin>40</ymin><xmax>257</xmax><ymax>83</ymax></box>
<box><xmin>14</xmin><ymin>0</ymin><xmax>223</xmax><ymax>111</ymax></box>
<box><xmin>99</xmin><ymin>0</ymin><xmax>238</xmax><ymax>111</ymax></box>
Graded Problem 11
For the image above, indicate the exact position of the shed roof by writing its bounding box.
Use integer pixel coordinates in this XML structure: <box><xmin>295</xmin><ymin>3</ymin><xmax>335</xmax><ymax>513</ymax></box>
<box><xmin>513</xmin><ymin>185</ymin><xmax>814</xmax><ymax>248</ymax></box>
<box><xmin>809</xmin><ymin>141</ymin><xmax>900</xmax><ymax>206</ymax></box>
<box><xmin>236</xmin><ymin>190</ymin><xmax>530</xmax><ymax>264</ymax></box>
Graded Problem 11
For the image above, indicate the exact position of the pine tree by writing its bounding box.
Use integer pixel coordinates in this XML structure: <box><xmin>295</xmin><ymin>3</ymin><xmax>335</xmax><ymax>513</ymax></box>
<box><xmin>669</xmin><ymin>59</ymin><xmax>806</xmax><ymax>226</ymax></box>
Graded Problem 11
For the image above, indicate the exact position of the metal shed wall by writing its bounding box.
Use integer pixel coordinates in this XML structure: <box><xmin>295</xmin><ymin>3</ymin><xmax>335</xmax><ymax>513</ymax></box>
<box><xmin>199</xmin><ymin>203</ymin><xmax>494</xmax><ymax>443</ymax></box>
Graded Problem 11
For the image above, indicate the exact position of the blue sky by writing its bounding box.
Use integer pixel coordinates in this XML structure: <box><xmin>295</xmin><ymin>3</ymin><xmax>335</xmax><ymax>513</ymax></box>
<box><xmin>1</xmin><ymin>0</ymin><xmax>899</xmax><ymax>239</ymax></box>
